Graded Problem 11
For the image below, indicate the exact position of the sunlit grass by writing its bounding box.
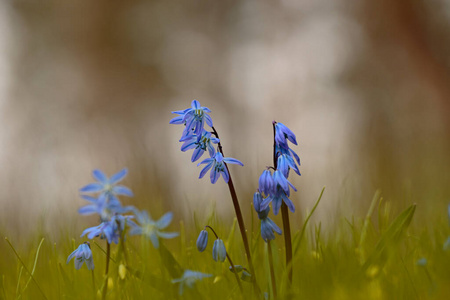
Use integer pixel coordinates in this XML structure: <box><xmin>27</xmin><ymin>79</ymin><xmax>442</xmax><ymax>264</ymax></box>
<box><xmin>1</xmin><ymin>189</ymin><xmax>450</xmax><ymax>299</ymax></box>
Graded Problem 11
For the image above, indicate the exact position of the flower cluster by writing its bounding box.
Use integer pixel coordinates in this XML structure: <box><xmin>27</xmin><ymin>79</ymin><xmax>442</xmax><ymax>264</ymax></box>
<box><xmin>68</xmin><ymin>168</ymin><xmax>178</xmax><ymax>270</ymax></box>
<box><xmin>257</xmin><ymin>122</ymin><xmax>300</xmax><ymax>215</ymax></box>
<box><xmin>170</xmin><ymin>100</ymin><xmax>243</xmax><ymax>184</ymax></box>
<box><xmin>254</xmin><ymin>122</ymin><xmax>300</xmax><ymax>241</ymax></box>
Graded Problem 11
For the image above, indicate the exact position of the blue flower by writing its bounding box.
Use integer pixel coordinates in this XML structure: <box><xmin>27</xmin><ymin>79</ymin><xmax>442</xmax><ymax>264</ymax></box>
<box><xmin>261</xmin><ymin>186</ymin><xmax>295</xmax><ymax>215</ymax></box>
<box><xmin>259</xmin><ymin>170</ymin><xmax>274</xmax><ymax>196</ymax></box>
<box><xmin>128</xmin><ymin>210</ymin><xmax>179</xmax><ymax>249</ymax></box>
<box><xmin>273</xmin><ymin>170</ymin><xmax>297</xmax><ymax>195</ymax></box>
<box><xmin>198</xmin><ymin>152</ymin><xmax>243</xmax><ymax>184</ymax></box>
<box><xmin>170</xmin><ymin>100</ymin><xmax>213</xmax><ymax>137</ymax></box>
<box><xmin>212</xmin><ymin>239</ymin><xmax>227</xmax><ymax>262</ymax></box>
<box><xmin>78</xmin><ymin>194</ymin><xmax>134</xmax><ymax>222</ymax></box>
<box><xmin>79</xmin><ymin>169</ymin><xmax>134</xmax><ymax>203</ymax></box>
<box><xmin>274</xmin><ymin>122</ymin><xmax>297</xmax><ymax>150</ymax></box>
<box><xmin>180</xmin><ymin>130</ymin><xmax>220</xmax><ymax>162</ymax></box>
<box><xmin>254</xmin><ymin>191</ymin><xmax>282</xmax><ymax>242</ymax></box>
<box><xmin>67</xmin><ymin>242</ymin><xmax>94</xmax><ymax>270</ymax></box>
<box><xmin>81</xmin><ymin>214</ymin><xmax>134</xmax><ymax>244</ymax></box>
<box><xmin>172</xmin><ymin>270</ymin><xmax>212</xmax><ymax>295</ymax></box>
<box><xmin>196</xmin><ymin>230</ymin><xmax>208</xmax><ymax>252</ymax></box>
<box><xmin>277</xmin><ymin>154</ymin><xmax>300</xmax><ymax>178</ymax></box>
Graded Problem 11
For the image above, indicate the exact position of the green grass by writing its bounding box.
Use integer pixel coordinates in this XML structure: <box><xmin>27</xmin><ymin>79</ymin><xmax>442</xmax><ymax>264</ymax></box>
<box><xmin>1</xmin><ymin>189</ymin><xmax>450</xmax><ymax>300</ymax></box>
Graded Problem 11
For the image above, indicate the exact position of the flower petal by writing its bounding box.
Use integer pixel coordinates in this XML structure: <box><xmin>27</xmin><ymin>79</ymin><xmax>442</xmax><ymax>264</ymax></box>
<box><xmin>158</xmin><ymin>232</ymin><xmax>179</xmax><ymax>239</ymax></box>
<box><xmin>80</xmin><ymin>183</ymin><xmax>103</xmax><ymax>193</ymax></box>
<box><xmin>109</xmin><ymin>169</ymin><xmax>128</xmax><ymax>184</ymax></box>
<box><xmin>191</xmin><ymin>147</ymin><xmax>204</xmax><ymax>162</ymax></box>
<box><xmin>199</xmin><ymin>161</ymin><xmax>214</xmax><ymax>179</ymax></box>
<box><xmin>112</xmin><ymin>186</ymin><xmax>134</xmax><ymax>197</ymax></box>
<box><xmin>156</xmin><ymin>212</ymin><xmax>173</xmax><ymax>229</ymax></box>
<box><xmin>223</xmin><ymin>157</ymin><xmax>244</xmax><ymax>166</ymax></box>
<box><xmin>92</xmin><ymin>170</ymin><xmax>108</xmax><ymax>184</ymax></box>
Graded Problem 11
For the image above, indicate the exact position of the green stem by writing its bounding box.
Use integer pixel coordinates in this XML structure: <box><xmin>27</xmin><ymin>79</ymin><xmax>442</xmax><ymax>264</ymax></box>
<box><xmin>91</xmin><ymin>270</ymin><xmax>96</xmax><ymax>299</ymax></box>
<box><xmin>4</xmin><ymin>238</ymin><xmax>48</xmax><ymax>300</ymax></box>
<box><xmin>267</xmin><ymin>240</ymin><xmax>277</xmax><ymax>300</ymax></box>
<box><xmin>101</xmin><ymin>242</ymin><xmax>111</xmax><ymax>300</ymax></box>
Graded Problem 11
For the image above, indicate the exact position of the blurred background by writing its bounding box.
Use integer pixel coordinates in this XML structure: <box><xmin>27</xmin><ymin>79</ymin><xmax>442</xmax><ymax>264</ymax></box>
<box><xmin>1</xmin><ymin>0</ymin><xmax>450</xmax><ymax>237</ymax></box>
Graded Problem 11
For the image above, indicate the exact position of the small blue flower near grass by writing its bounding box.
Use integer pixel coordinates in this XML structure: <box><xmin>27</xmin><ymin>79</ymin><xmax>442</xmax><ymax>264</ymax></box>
<box><xmin>198</xmin><ymin>152</ymin><xmax>243</xmax><ymax>184</ymax></box>
<box><xmin>180</xmin><ymin>130</ymin><xmax>220</xmax><ymax>162</ymax></box>
<box><xmin>172</xmin><ymin>270</ymin><xmax>212</xmax><ymax>295</ymax></box>
<box><xmin>254</xmin><ymin>191</ymin><xmax>282</xmax><ymax>241</ymax></box>
<box><xmin>80</xmin><ymin>169</ymin><xmax>134</xmax><ymax>203</ymax></box>
<box><xmin>129</xmin><ymin>209</ymin><xmax>179</xmax><ymax>248</ymax></box>
<box><xmin>212</xmin><ymin>239</ymin><xmax>227</xmax><ymax>262</ymax></box>
<box><xmin>196</xmin><ymin>229</ymin><xmax>208</xmax><ymax>252</ymax></box>
<box><xmin>67</xmin><ymin>242</ymin><xmax>94</xmax><ymax>270</ymax></box>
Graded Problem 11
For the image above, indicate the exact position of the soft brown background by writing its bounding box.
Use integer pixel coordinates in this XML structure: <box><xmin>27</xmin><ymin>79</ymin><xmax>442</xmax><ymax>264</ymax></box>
<box><xmin>1</xmin><ymin>0</ymin><xmax>450</xmax><ymax>236</ymax></box>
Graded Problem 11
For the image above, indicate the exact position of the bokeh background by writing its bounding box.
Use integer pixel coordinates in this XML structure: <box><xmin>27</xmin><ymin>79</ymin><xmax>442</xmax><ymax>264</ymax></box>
<box><xmin>1</xmin><ymin>0</ymin><xmax>450</xmax><ymax>237</ymax></box>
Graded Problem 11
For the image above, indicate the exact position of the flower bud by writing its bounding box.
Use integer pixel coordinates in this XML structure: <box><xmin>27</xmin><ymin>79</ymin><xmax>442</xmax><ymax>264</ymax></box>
<box><xmin>196</xmin><ymin>230</ymin><xmax>208</xmax><ymax>252</ymax></box>
<box><xmin>212</xmin><ymin>239</ymin><xmax>226</xmax><ymax>262</ymax></box>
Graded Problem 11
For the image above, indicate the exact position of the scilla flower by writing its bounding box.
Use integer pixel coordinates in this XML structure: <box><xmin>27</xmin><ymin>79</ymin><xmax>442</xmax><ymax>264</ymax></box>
<box><xmin>274</xmin><ymin>122</ymin><xmax>297</xmax><ymax>150</ymax></box>
<box><xmin>196</xmin><ymin>230</ymin><xmax>208</xmax><ymax>252</ymax></box>
<box><xmin>212</xmin><ymin>239</ymin><xmax>227</xmax><ymax>262</ymax></box>
<box><xmin>129</xmin><ymin>209</ymin><xmax>179</xmax><ymax>249</ymax></box>
<box><xmin>254</xmin><ymin>191</ymin><xmax>282</xmax><ymax>241</ymax></box>
<box><xmin>198</xmin><ymin>152</ymin><xmax>243</xmax><ymax>184</ymax></box>
<box><xmin>67</xmin><ymin>242</ymin><xmax>94</xmax><ymax>270</ymax></box>
<box><xmin>80</xmin><ymin>169</ymin><xmax>134</xmax><ymax>203</ymax></box>
<box><xmin>81</xmin><ymin>214</ymin><xmax>134</xmax><ymax>244</ymax></box>
<box><xmin>170</xmin><ymin>100</ymin><xmax>213</xmax><ymax>138</ymax></box>
<box><xmin>180</xmin><ymin>130</ymin><xmax>220</xmax><ymax>162</ymax></box>
<box><xmin>172</xmin><ymin>270</ymin><xmax>212</xmax><ymax>295</ymax></box>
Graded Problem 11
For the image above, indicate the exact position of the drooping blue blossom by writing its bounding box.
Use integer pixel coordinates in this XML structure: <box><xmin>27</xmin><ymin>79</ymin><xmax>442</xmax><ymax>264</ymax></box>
<box><xmin>212</xmin><ymin>239</ymin><xmax>227</xmax><ymax>262</ymax></box>
<box><xmin>273</xmin><ymin>170</ymin><xmax>297</xmax><ymax>195</ymax></box>
<box><xmin>261</xmin><ymin>186</ymin><xmax>295</xmax><ymax>215</ymax></box>
<box><xmin>128</xmin><ymin>209</ymin><xmax>179</xmax><ymax>249</ymax></box>
<box><xmin>171</xmin><ymin>270</ymin><xmax>212</xmax><ymax>295</ymax></box>
<box><xmin>259</xmin><ymin>169</ymin><xmax>274</xmax><ymax>196</ymax></box>
<box><xmin>196</xmin><ymin>230</ymin><xmax>208</xmax><ymax>252</ymax></box>
<box><xmin>277</xmin><ymin>154</ymin><xmax>300</xmax><ymax>178</ymax></box>
<box><xmin>254</xmin><ymin>191</ymin><xmax>282</xmax><ymax>241</ymax></box>
<box><xmin>79</xmin><ymin>169</ymin><xmax>134</xmax><ymax>204</ymax></box>
<box><xmin>81</xmin><ymin>214</ymin><xmax>135</xmax><ymax>244</ymax></box>
<box><xmin>198</xmin><ymin>152</ymin><xmax>243</xmax><ymax>184</ymax></box>
<box><xmin>274</xmin><ymin>122</ymin><xmax>297</xmax><ymax>150</ymax></box>
<box><xmin>170</xmin><ymin>100</ymin><xmax>213</xmax><ymax>138</ymax></box>
<box><xmin>67</xmin><ymin>242</ymin><xmax>94</xmax><ymax>270</ymax></box>
<box><xmin>180</xmin><ymin>130</ymin><xmax>220</xmax><ymax>162</ymax></box>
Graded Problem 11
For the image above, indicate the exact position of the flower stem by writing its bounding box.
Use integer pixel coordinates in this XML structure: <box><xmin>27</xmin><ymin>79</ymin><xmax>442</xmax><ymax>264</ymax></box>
<box><xmin>101</xmin><ymin>242</ymin><xmax>111</xmax><ymax>300</ymax></box>
<box><xmin>273</xmin><ymin>121</ymin><xmax>293</xmax><ymax>284</ymax></box>
<box><xmin>91</xmin><ymin>269</ymin><xmax>96</xmax><ymax>299</ymax></box>
<box><xmin>267</xmin><ymin>240</ymin><xmax>277</xmax><ymax>300</ymax></box>
<box><xmin>211</xmin><ymin>127</ymin><xmax>259</xmax><ymax>294</ymax></box>
<box><xmin>205</xmin><ymin>226</ymin><xmax>243</xmax><ymax>293</ymax></box>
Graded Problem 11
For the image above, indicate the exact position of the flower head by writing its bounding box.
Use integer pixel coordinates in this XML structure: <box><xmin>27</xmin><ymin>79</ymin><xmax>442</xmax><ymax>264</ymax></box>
<box><xmin>172</xmin><ymin>270</ymin><xmax>212</xmax><ymax>295</ymax></box>
<box><xmin>198</xmin><ymin>152</ymin><xmax>243</xmax><ymax>184</ymax></box>
<box><xmin>274</xmin><ymin>122</ymin><xmax>297</xmax><ymax>150</ymax></box>
<box><xmin>81</xmin><ymin>214</ymin><xmax>134</xmax><ymax>244</ymax></box>
<box><xmin>212</xmin><ymin>239</ymin><xmax>227</xmax><ymax>262</ymax></box>
<box><xmin>78</xmin><ymin>194</ymin><xmax>134</xmax><ymax>222</ymax></box>
<box><xmin>254</xmin><ymin>191</ymin><xmax>282</xmax><ymax>242</ymax></box>
<box><xmin>259</xmin><ymin>170</ymin><xmax>274</xmax><ymax>196</ymax></box>
<box><xmin>196</xmin><ymin>230</ymin><xmax>208</xmax><ymax>252</ymax></box>
<box><xmin>79</xmin><ymin>169</ymin><xmax>134</xmax><ymax>203</ymax></box>
<box><xmin>67</xmin><ymin>242</ymin><xmax>94</xmax><ymax>270</ymax></box>
<box><xmin>129</xmin><ymin>210</ymin><xmax>179</xmax><ymax>249</ymax></box>
<box><xmin>261</xmin><ymin>186</ymin><xmax>295</xmax><ymax>215</ymax></box>
<box><xmin>170</xmin><ymin>100</ymin><xmax>213</xmax><ymax>138</ymax></box>
<box><xmin>180</xmin><ymin>130</ymin><xmax>220</xmax><ymax>162</ymax></box>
